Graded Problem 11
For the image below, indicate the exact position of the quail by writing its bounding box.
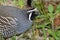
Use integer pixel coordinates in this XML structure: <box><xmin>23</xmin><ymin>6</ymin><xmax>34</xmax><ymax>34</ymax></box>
<box><xmin>0</xmin><ymin>6</ymin><xmax>39</xmax><ymax>38</ymax></box>
<box><xmin>0</xmin><ymin>0</ymin><xmax>39</xmax><ymax>39</ymax></box>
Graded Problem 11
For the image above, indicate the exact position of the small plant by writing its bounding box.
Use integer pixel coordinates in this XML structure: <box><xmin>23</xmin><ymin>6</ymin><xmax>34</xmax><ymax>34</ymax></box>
<box><xmin>13</xmin><ymin>0</ymin><xmax>25</xmax><ymax>8</ymax></box>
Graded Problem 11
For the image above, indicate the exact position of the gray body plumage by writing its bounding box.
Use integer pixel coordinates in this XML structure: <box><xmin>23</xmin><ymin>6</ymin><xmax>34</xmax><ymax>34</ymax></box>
<box><xmin>0</xmin><ymin>6</ymin><xmax>32</xmax><ymax>38</ymax></box>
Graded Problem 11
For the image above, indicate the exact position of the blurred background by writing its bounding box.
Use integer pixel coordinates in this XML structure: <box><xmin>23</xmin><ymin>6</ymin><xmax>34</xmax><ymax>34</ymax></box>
<box><xmin>0</xmin><ymin>0</ymin><xmax>60</xmax><ymax>40</ymax></box>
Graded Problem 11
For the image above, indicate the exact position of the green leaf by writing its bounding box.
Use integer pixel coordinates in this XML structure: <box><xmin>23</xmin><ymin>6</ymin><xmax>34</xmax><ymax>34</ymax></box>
<box><xmin>56</xmin><ymin>4</ymin><xmax>60</xmax><ymax>12</ymax></box>
<box><xmin>56</xmin><ymin>30</ymin><xmax>60</xmax><ymax>37</ymax></box>
<box><xmin>48</xmin><ymin>4</ymin><xmax>54</xmax><ymax>13</ymax></box>
<box><xmin>48</xmin><ymin>13</ymin><xmax>54</xmax><ymax>19</ymax></box>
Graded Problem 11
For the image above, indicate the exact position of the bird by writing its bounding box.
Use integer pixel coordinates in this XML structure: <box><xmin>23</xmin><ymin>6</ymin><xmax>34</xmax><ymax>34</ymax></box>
<box><xmin>0</xmin><ymin>5</ymin><xmax>39</xmax><ymax>39</ymax></box>
<box><xmin>0</xmin><ymin>0</ymin><xmax>39</xmax><ymax>39</ymax></box>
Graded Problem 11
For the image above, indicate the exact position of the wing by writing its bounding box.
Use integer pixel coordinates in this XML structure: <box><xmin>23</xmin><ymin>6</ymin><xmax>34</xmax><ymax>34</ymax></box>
<box><xmin>0</xmin><ymin>6</ymin><xmax>32</xmax><ymax>38</ymax></box>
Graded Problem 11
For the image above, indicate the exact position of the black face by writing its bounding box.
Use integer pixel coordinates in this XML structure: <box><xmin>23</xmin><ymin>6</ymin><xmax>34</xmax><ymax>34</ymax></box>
<box><xmin>31</xmin><ymin>11</ymin><xmax>39</xmax><ymax>20</ymax></box>
<box><xmin>27</xmin><ymin>8</ymin><xmax>39</xmax><ymax>21</ymax></box>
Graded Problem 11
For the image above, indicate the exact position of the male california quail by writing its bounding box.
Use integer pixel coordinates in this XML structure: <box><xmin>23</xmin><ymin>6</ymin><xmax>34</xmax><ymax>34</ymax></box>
<box><xmin>0</xmin><ymin>0</ymin><xmax>39</xmax><ymax>39</ymax></box>
<box><xmin>0</xmin><ymin>6</ymin><xmax>39</xmax><ymax>38</ymax></box>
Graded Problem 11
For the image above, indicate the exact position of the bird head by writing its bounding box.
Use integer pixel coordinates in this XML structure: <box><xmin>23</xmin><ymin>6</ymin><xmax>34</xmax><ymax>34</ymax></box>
<box><xmin>27</xmin><ymin>8</ymin><xmax>39</xmax><ymax>22</ymax></box>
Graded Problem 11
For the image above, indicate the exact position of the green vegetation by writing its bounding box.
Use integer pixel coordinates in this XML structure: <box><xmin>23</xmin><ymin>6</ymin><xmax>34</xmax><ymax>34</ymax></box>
<box><xmin>33</xmin><ymin>0</ymin><xmax>60</xmax><ymax>40</ymax></box>
<box><xmin>13</xmin><ymin>0</ymin><xmax>25</xmax><ymax>8</ymax></box>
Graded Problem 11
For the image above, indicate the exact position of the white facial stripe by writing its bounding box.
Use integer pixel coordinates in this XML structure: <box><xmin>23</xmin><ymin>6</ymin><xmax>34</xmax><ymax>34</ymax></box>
<box><xmin>27</xmin><ymin>8</ymin><xmax>38</xmax><ymax>12</ymax></box>
<box><xmin>29</xmin><ymin>12</ymin><xmax>32</xmax><ymax>22</ymax></box>
<box><xmin>27</xmin><ymin>8</ymin><xmax>38</xmax><ymax>22</ymax></box>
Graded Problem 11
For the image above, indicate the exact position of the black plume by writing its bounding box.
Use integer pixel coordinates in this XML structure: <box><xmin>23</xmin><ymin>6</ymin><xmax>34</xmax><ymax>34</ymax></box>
<box><xmin>27</xmin><ymin>0</ymin><xmax>32</xmax><ymax>7</ymax></box>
